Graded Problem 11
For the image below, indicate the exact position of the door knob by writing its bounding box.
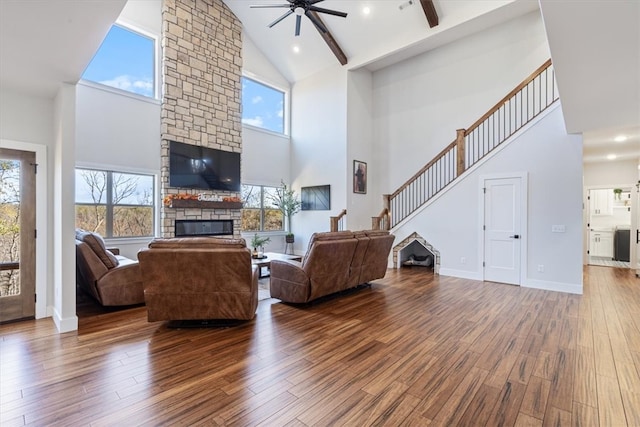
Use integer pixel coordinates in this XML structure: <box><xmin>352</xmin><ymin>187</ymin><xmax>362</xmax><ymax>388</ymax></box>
<box><xmin>509</xmin><ymin>234</ymin><xmax>520</xmax><ymax>239</ymax></box>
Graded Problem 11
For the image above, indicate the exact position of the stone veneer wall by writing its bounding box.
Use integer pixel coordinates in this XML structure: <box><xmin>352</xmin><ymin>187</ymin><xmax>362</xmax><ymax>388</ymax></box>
<box><xmin>160</xmin><ymin>0</ymin><xmax>243</xmax><ymax>237</ymax></box>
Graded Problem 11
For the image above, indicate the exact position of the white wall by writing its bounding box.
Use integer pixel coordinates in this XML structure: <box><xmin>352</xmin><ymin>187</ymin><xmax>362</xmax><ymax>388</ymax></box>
<box><xmin>53</xmin><ymin>84</ymin><xmax>79</xmax><ymax>332</ymax></box>
<box><xmin>584</xmin><ymin>159</ymin><xmax>639</xmax><ymax>187</ymax></box>
<box><xmin>241</xmin><ymin>33</ymin><xmax>291</xmax><ymax>188</ymax></box>
<box><xmin>373</xmin><ymin>11</ymin><xmax>551</xmax><ymax>193</ymax></box>
<box><xmin>346</xmin><ymin>69</ymin><xmax>376</xmax><ymax>231</ymax></box>
<box><xmin>76</xmin><ymin>83</ymin><xmax>161</xmax><ymax>172</ymax></box>
<box><xmin>75</xmin><ymin>83</ymin><xmax>161</xmax><ymax>259</ymax></box>
<box><xmin>393</xmin><ymin>105</ymin><xmax>584</xmax><ymax>293</ymax></box>
<box><xmin>290</xmin><ymin>65</ymin><xmax>348</xmax><ymax>253</ymax></box>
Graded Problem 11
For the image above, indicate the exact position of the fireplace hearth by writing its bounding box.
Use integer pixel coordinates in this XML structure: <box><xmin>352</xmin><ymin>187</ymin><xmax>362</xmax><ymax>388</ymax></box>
<box><xmin>175</xmin><ymin>219</ymin><xmax>234</xmax><ymax>237</ymax></box>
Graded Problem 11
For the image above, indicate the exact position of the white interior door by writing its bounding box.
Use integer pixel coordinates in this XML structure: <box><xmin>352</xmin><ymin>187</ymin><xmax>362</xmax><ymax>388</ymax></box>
<box><xmin>483</xmin><ymin>177</ymin><xmax>522</xmax><ymax>285</ymax></box>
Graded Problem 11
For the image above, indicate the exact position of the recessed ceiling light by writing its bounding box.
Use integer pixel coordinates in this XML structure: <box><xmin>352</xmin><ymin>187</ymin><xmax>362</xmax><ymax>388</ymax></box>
<box><xmin>614</xmin><ymin>135</ymin><xmax>627</xmax><ymax>142</ymax></box>
<box><xmin>362</xmin><ymin>6</ymin><xmax>371</xmax><ymax>15</ymax></box>
<box><xmin>292</xmin><ymin>45</ymin><xmax>300</xmax><ymax>54</ymax></box>
<box><xmin>606</xmin><ymin>154</ymin><xmax>617</xmax><ymax>160</ymax></box>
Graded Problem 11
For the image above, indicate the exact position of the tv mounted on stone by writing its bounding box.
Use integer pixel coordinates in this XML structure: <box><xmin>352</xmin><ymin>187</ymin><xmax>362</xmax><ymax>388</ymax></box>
<box><xmin>169</xmin><ymin>141</ymin><xmax>241</xmax><ymax>192</ymax></box>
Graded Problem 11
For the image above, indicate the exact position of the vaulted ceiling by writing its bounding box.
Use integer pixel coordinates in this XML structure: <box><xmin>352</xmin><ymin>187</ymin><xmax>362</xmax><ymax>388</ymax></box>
<box><xmin>1</xmin><ymin>0</ymin><xmax>637</xmax><ymax>163</ymax></box>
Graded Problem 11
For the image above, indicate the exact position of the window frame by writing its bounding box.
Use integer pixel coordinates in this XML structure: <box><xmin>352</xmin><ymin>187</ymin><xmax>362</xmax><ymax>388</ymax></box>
<box><xmin>241</xmin><ymin>184</ymin><xmax>284</xmax><ymax>233</ymax></box>
<box><xmin>81</xmin><ymin>22</ymin><xmax>159</xmax><ymax>100</ymax></box>
<box><xmin>75</xmin><ymin>168</ymin><xmax>156</xmax><ymax>239</ymax></box>
<box><xmin>241</xmin><ymin>74</ymin><xmax>289</xmax><ymax>136</ymax></box>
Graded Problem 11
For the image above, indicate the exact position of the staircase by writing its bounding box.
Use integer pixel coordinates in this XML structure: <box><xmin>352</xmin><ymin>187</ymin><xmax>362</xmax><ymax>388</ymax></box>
<box><xmin>373</xmin><ymin>59</ymin><xmax>559</xmax><ymax>230</ymax></box>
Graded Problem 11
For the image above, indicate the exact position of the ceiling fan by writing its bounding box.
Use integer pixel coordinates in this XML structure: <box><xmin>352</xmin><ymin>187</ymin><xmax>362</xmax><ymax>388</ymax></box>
<box><xmin>250</xmin><ymin>0</ymin><xmax>347</xmax><ymax>36</ymax></box>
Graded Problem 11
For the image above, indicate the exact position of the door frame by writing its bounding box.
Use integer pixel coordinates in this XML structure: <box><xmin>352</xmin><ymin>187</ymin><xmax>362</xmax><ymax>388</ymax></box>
<box><xmin>0</xmin><ymin>139</ymin><xmax>47</xmax><ymax>319</ymax></box>
<box><xmin>479</xmin><ymin>172</ymin><xmax>528</xmax><ymax>285</ymax></box>
<box><xmin>584</xmin><ymin>184</ymin><xmax>636</xmax><ymax>268</ymax></box>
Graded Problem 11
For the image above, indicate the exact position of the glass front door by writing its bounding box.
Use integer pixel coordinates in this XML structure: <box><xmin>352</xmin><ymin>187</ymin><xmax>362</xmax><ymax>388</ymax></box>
<box><xmin>0</xmin><ymin>148</ymin><xmax>36</xmax><ymax>322</ymax></box>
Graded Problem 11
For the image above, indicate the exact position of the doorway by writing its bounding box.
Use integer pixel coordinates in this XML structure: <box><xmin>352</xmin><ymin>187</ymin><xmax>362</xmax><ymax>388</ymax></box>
<box><xmin>586</xmin><ymin>187</ymin><xmax>633</xmax><ymax>268</ymax></box>
<box><xmin>482</xmin><ymin>175</ymin><xmax>526</xmax><ymax>285</ymax></box>
<box><xmin>0</xmin><ymin>148</ymin><xmax>36</xmax><ymax>322</ymax></box>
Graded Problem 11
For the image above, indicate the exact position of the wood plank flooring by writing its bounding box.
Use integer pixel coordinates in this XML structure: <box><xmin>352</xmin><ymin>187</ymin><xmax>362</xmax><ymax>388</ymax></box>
<box><xmin>1</xmin><ymin>265</ymin><xmax>639</xmax><ymax>426</ymax></box>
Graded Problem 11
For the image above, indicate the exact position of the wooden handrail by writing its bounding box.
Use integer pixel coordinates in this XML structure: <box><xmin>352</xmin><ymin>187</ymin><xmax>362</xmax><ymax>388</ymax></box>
<box><xmin>330</xmin><ymin>209</ymin><xmax>347</xmax><ymax>232</ymax></box>
<box><xmin>465</xmin><ymin>59</ymin><xmax>552</xmax><ymax>135</ymax></box>
<box><xmin>383</xmin><ymin>59</ymin><xmax>556</xmax><ymax>230</ymax></box>
<box><xmin>391</xmin><ymin>140</ymin><xmax>456</xmax><ymax>199</ymax></box>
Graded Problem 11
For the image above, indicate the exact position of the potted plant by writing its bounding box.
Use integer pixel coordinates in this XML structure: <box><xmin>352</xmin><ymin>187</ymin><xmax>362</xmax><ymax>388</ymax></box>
<box><xmin>270</xmin><ymin>181</ymin><xmax>302</xmax><ymax>243</ymax></box>
<box><xmin>250</xmin><ymin>233</ymin><xmax>270</xmax><ymax>258</ymax></box>
<box><xmin>613</xmin><ymin>188</ymin><xmax>622</xmax><ymax>200</ymax></box>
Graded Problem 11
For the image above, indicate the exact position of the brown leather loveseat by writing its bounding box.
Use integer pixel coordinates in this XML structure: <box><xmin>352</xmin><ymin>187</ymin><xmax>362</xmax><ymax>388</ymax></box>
<box><xmin>137</xmin><ymin>237</ymin><xmax>259</xmax><ymax>322</ymax></box>
<box><xmin>270</xmin><ymin>230</ymin><xmax>395</xmax><ymax>303</ymax></box>
<box><xmin>75</xmin><ymin>229</ymin><xmax>144</xmax><ymax>306</ymax></box>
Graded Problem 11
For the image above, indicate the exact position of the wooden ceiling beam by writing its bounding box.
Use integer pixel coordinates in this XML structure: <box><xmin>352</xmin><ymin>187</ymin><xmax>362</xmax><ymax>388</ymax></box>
<box><xmin>419</xmin><ymin>0</ymin><xmax>439</xmax><ymax>28</ymax></box>
<box><xmin>309</xmin><ymin>11</ymin><xmax>348</xmax><ymax>66</ymax></box>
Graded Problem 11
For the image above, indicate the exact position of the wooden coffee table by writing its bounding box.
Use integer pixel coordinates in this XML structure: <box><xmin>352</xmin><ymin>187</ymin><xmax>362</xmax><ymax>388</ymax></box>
<box><xmin>252</xmin><ymin>252</ymin><xmax>302</xmax><ymax>279</ymax></box>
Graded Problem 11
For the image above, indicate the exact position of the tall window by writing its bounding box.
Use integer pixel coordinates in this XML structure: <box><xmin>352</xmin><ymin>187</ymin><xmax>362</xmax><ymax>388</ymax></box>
<box><xmin>241</xmin><ymin>185</ymin><xmax>283</xmax><ymax>232</ymax></box>
<box><xmin>241</xmin><ymin>77</ymin><xmax>286</xmax><ymax>134</ymax></box>
<box><xmin>82</xmin><ymin>24</ymin><xmax>156</xmax><ymax>99</ymax></box>
<box><xmin>75</xmin><ymin>169</ymin><xmax>155</xmax><ymax>238</ymax></box>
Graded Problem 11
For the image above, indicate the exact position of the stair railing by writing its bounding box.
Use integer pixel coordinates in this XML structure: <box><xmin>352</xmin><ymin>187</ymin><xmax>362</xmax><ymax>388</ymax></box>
<box><xmin>330</xmin><ymin>209</ymin><xmax>347</xmax><ymax>232</ymax></box>
<box><xmin>387</xmin><ymin>59</ymin><xmax>558</xmax><ymax>228</ymax></box>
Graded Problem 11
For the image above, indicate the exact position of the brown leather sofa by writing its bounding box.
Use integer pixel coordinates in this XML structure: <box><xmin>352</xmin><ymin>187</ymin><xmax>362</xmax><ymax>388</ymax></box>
<box><xmin>137</xmin><ymin>237</ymin><xmax>259</xmax><ymax>322</ymax></box>
<box><xmin>75</xmin><ymin>229</ymin><xmax>144</xmax><ymax>306</ymax></box>
<box><xmin>270</xmin><ymin>230</ymin><xmax>395</xmax><ymax>303</ymax></box>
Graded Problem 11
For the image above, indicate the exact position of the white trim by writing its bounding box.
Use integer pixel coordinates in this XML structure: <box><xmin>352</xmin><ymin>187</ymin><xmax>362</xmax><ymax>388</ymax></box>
<box><xmin>479</xmin><ymin>172</ymin><xmax>529</xmax><ymax>286</ymax></box>
<box><xmin>0</xmin><ymin>139</ymin><xmax>48</xmax><ymax>319</ymax></box>
<box><xmin>438</xmin><ymin>268</ymin><xmax>482</xmax><ymax>281</ymax></box>
<box><xmin>77</xmin><ymin>80</ymin><xmax>161</xmax><ymax>105</ymax></box>
<box><xmin>52</xmin><ymin>307</ymin><xmax>78</xmax><ymax>333</ymax></box>
<box><xmin>524</xmin><ymin>279</ymin><xmax>583</xmax><ymax>295</ymax></box>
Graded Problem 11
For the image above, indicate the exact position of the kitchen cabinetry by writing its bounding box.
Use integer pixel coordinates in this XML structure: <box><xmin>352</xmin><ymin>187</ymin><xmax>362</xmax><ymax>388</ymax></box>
<box><xmin>590</xmin><ymin>230</ymin><xmax>613</xmax><ymax>258</ymax></box>
<box><xmin>591</xmin><ymin>189</ymin><xmax>613</xmax><ymax>216</ymax></box>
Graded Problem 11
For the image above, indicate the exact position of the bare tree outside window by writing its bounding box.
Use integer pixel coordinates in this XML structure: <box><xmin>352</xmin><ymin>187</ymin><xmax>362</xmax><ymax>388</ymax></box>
<box><xmin>75</xmin><ymin>169</ymin><xmax>154</xmax><ymax>238</ymax></box>
<box><xmin>0</xmin><ymin>160</ymin><xmax>20</xmax><ymax>296</ymax></box>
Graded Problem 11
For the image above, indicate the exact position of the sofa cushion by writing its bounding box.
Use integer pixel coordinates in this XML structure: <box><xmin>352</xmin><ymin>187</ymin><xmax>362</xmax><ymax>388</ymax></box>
<box><xmin>75</xmin><ymin>229</ymin><xmax>119</xmax><ymax>269</ymax></box>
<box><xmin>304</xmin><ymin>230</ymin><xmax>354</xmax><ymax>257</ymax></box>
<box><xmin>148</xmin><ymin>237</ymin><xmax>247</xmax><ymax>249</ymax></box>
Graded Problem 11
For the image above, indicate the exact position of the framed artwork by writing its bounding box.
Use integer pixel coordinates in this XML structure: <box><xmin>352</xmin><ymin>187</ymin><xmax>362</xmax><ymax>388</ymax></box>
<box><xmin>301</xmin><ymin>185</ymin><xmax>331</xmax><ymax>210</ymax></box>
<box><xmin>353</xmin><ymin>160</ymin><xmax>367</xmax><ymax>194</ymax></box>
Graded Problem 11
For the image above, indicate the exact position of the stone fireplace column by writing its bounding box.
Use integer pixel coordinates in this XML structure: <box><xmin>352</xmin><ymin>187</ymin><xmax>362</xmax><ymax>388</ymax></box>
<box><xmin>160</xmin><ymin>0</ymin><xmax>243</xmax><ymax>238</ymax></box>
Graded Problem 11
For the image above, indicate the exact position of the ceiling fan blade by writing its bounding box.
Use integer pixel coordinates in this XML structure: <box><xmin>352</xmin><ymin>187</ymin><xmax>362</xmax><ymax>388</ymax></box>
<box><xmin>268</xmin><ymin>10</ymin><xmax>294</xmax><ymax>28</ymax></box>
<box><xmin>305</xmin><ymin>10</ymin><xmax>328</xmax><ymax>33</ymax></box>
<box><xmin>308</xmin><ymin>0</ymin><xmax>325</xmax><ymax>4</ymax></box>
<box><xmin>250</xmin><ymin>4</ymin><xmax>291</xmax><ymax>8</ymax></box>
<box><xmin>295</xmin><ymin>15</ymin><xmax>301</xmax><ymax>36</ymax></box>
<box><xmin>307</xmin><ymin>6</ymin><xmax>347</xmax><ymax>18</ymax></box>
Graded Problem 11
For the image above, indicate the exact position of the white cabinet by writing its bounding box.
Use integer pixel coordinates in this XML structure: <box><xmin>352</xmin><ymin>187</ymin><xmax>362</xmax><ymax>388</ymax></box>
<box><xmin>591</xmin><ymin>189</ymin><xmax>613</xmax><ymax>216</ymax></box>
<box><xmin>590</xmin><ymin>231</ymin><xmax>613</xmax><ymax>258</ymax></box>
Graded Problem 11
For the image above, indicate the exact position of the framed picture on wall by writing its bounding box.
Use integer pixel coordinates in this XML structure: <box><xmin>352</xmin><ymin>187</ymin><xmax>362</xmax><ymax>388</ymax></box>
<box><xmin>353</xmin><ymin>160</ymin><xmax>367</xmax><ymax>194</ymax></box>
<box><xmin>301</xmin><ymin>185</ymin><xmax>331</xmax><ymax>210</ymax></box>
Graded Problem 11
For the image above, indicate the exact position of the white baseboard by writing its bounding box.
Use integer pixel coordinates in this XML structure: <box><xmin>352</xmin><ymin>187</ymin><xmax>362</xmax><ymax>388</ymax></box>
<box><xmin>438</xmin><ymin>268</ymin><xmax>483</xmax><ymax>281</ymax></box>
<box><xmin>524</xmin><ymin>279</ymin><xmax>583</xmax><ymax>295</ymax></box>
<box><xmin>53</xmin><ymin>308</ymin><xmax>78</xmax><ymax>333</ymax></box>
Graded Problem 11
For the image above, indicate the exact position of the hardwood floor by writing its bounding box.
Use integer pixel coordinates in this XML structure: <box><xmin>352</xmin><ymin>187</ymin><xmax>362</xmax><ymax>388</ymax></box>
<box><xmin>1</xmin><ymin>265</ymin><xmax>639</xmax><ymax>426</ymax></box>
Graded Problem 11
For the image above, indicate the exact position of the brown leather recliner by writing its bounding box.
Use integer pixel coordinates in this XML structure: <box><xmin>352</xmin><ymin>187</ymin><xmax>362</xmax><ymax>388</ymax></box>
<box><xmin>137</xmin><ymin>237</ymin><xmax>259</xmax><ymax>322</ymax></box>
<box><xmin>75</xmin><ymin>229</ymin><xmax>144</xmax><ymax>306</ymax></box>
<box><xmin>270</xmin><ymin>230</ymin><xmax>395</xmax><ymax>304</ymax></box>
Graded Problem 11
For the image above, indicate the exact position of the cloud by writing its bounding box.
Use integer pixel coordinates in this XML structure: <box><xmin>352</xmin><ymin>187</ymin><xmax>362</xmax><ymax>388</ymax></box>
<box><xmin>100</xmin><ymin>75</ymin><xmax>153</xmax><ymax>97</ymax></box>
<box><xmin>242</xmin><ymin>116</ymin><xmax>264</xmax><ymax>127</ymax></box>
<box><xmin>277</xmin><ymin>109</ymin><xmax>283</xmax><ymax>118</ymax></box>
<box><xmin>252</xmin><ymin>95</ymin><xmax>263</xmax><ymax>104</ymax></box>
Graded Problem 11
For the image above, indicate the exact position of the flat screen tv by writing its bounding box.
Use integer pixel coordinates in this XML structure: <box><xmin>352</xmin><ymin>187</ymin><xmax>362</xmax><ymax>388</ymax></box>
<box><xmin>169</xmin><ymin>141</ymin><xmax>241</xmax><ymax>192</ymax></box>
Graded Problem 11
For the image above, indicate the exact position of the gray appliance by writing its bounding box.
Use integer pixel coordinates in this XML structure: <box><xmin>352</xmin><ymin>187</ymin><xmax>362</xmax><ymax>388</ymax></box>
<box><xmin>614</xmin><ymin>227</ymin><xmax>630</xmax><ymax>262</ymax></box>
